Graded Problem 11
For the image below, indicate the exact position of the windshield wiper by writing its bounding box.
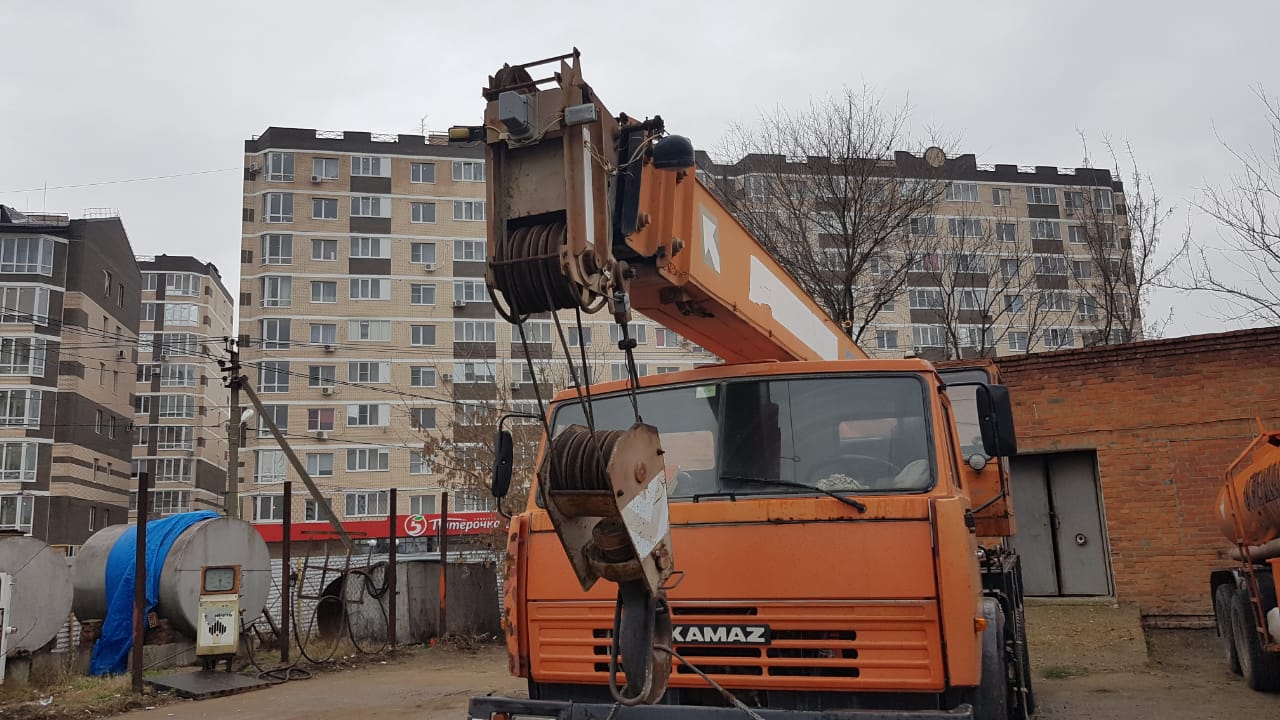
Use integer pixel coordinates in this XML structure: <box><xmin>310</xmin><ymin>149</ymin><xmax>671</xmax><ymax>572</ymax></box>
<box><xmin>719</xmin><ymin>475</ymin><xmax>867</xmax><ymax>513</ymax></box>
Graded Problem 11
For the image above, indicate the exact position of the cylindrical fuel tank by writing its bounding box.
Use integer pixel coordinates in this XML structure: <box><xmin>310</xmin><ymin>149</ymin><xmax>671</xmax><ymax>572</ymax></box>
<box><xmin>1216</xmin><ymin>436</ymin><xmax>1280</xmax><ymax>546</ymax></box>
<box><xmin>0</xmin><ymin>535</ymin><xmax>73</xmax><ymax>654</ymax></box>
<box><xmin>72</xmin><ymin>517</ymin><xmax>270</xmax><ymax>637</ymax></box>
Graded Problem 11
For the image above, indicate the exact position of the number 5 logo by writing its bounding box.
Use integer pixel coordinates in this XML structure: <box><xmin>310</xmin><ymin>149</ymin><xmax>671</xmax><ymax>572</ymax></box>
<box><xmin>404</xmin><ymin>514</ymin><xmax>428</xmax><ymax>537</ymax></box>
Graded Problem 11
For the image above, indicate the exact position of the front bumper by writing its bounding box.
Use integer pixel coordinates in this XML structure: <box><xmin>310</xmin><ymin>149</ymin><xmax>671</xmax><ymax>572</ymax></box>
<box><xmin>468</xmin><ymin>696</ymin><xmax>974</xmax><ymax>720</ymax></box>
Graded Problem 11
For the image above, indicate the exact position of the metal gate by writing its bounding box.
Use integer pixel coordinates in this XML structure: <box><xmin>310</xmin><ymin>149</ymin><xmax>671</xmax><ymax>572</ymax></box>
<box><xmin>1009</xmin><ymin>452</ymin><xmax>1112</xmax><ymax>596</ymax></box>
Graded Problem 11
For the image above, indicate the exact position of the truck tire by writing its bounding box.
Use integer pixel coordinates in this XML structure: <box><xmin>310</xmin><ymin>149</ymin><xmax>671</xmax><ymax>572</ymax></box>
<box><xmin>968</xmin><ymin>599</ymin><xmax>1008</xmax><ymax>720</ymax></box>
<box><xmin>1215</xmin><ymin>583</ymin><xmax>1241</xmax><ymax>675</ymax></box>
<box><xmin>1231</xmin><ymin>587</ymin><xmax>1280</xmax><ymax>692</ymax></box>
<box><xmin>1013</xmin><ymin>603</ymin><xmax>1036</xmax><ymax>718</ymax></box>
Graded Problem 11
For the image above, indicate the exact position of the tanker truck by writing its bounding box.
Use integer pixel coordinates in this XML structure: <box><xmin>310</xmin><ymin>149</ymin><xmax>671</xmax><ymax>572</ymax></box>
<box><xmin>1211</xmin><ymin>428</ymin><xmax>1280</xmax><ymax>691</ymax></box>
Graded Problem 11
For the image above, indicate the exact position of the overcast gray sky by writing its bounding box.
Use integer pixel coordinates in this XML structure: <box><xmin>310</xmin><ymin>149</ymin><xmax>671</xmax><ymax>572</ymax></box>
<box><xmin>2</xmin><ymin>0</ymin><xmax>1277</xmax><ymax>336</ymax></box>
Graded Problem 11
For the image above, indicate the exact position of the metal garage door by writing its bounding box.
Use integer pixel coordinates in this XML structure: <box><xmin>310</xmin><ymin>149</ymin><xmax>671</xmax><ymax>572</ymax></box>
<box><xmin>1009</xmin><ymin>452</ymin><xmax>1112</xmax><ymax>596</ymax></box>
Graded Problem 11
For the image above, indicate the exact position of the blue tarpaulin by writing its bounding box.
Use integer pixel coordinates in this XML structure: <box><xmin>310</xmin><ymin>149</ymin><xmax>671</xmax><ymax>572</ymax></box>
<box><xmin>89</xmin><ymin>511</ymin><xmax>219</xmax><ymax>676</ymax></box>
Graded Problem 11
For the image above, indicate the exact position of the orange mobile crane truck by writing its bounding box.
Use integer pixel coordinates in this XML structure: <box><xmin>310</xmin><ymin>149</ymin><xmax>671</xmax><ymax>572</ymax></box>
<box><xmin>452</xmin><ymin>51</ymin><xmax>1034</xmax><ymax>720</ymax></box>
<box><xmin>1211</xmin><ymin>428</ymin><xmax>1280</xmax><ymax>692</ymax></box>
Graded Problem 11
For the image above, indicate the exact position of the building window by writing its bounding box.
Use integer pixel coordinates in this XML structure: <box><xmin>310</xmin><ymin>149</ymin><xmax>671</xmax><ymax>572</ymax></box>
<box><xmin>307</xmin><ymin>408</ymin><xmax>335</xmax><ymax>432</ymax></box>
<box><xmin>164</xmin><ymin>303</ymin><xmax>199</xmax><ymax>326</ymax></box>
<box><xmin>142</xmin><ymin>272</ymin><xmax>157</xmax><ymax>291</ymax></box>
<box><xmin>157</xmin><ymin>394</ymin><xmax>195</xmax><ymax>418</ymax></box>
<box><xmin>312</xmin><ymin>239</ymin><xmax>338</xmax><ymax>260</ymax></box>
<box><xmin>94</xmin><ymin>409</ymin><xmax>103</xmax><ymax>433</ymax></box>
<box><xmin>410</xmin><ymin>325</ymin><xmax>436</xmax><ymax>346</ymax></box>
<box><xmin>348</xmin><ymin>361</ymin><xmax>390</xmax><ymax>383</ymax></box>
<box><xmin>453</xmin><ymin>239</ymin><xmax>485</xmax><ymax>262</ymax></box>
<box><xmin>153</xmin><ymin>458</ymin><xmax>192</xmax><ymax>483</ymax></box>
<box><xmin>403</xmin><ymin>405</ymin><xmax>435</xmax><ymax>430</ymax></box>
<box><xmin>346</xmin><ymin>448</ymin><xmax>389</xmax><ymax>472</ymax></box>
<box><xmin>410</xmin><ymin>284</ymin><xmax>436</xmax><ymax>305</ymax></box>
<box><xmin>349</xmin><ymin>278</ymin><xmax>389</xmax><ymax>300</ymax></box>
<box><xmin>910</xmin><ymin>253</ymin><xmax>943</xmax><ymax>273</ymax></box>
<box><xmin>909</xmin><ymin>289</ymin><xmax>943</xmax><ymax>310</ymax></box>
<box><xmin>944</xmin><ymin>182</ymin><xmax>978</xmax><ymax>202</ymax></box>
<box><xmin>160</xmin><ymin>363</ymin><xmax>197</xmax><ymax>387</ymax></box>
<box><xmin>1093</xmin><ymin>188</ymin><xmax>1114</xmax><ymax>212</ymax></box>
<box><xmin>267</xmin><ymin>152</ymin><xmax>294</xmax><ymax>181</ymax></box>
<box><xmin>515</xmin><ymin>321</ymin><xmax>552</xmax><ymax>344</ymax></box>
<box><xmin>952</xmin><ymin>253</ymin><xmax>987</xmax><ymax>273</ymax></box>
<box><xmin>257</xmin><ymin>405</ymin><xmax>288</xmax><ymax>437</ymax></box>
<box><xmin>348</xmin><ymin>320</ymin><xmax>390</xmax><ymax>342</ymax></box>
<box><xmin>345</xmin><ymin>491</ymin><xmax>389</xmax><ymax>518</ymax></box>
<box><xmin>1008</xmin><ymin>331</ymin><xmax>1029</xmax><ymax>352</ymax></box>
<box><xmin>350</xmin><ymin>237</ymin><xmax>388</xmax><ymax>258</ymax></box>
<box><xmin>0</xmin><ymin>237</ymin><xmax>54</xmax><ymax>275</ymax></box>
<box><xmin>456</xmin><ymin>321</ymin><xmax>496</xmax><ymax>343</ymax></box>
<box><xmin>310</xmin><ymin>323</ymin><xmax>336</xmax><ymax>345</ymax></box>
<box><xmin>0</xmin><ymin>496</ymin><xmax>34</xmax><ymax>533</ymax></box>
<box><xmin>996</xmin><ymin>223</ymin><xmax>1017</xmax><ymax>242</ymax></box>
<box><xmin>608</xmin><ymin>322</ymin><xmax>647</xmax><ymax>345</ymax></box>
<box><xmin>957</xmin><ymin>289</ymin><xmax>987</xmax><ymax>311</ymax></box>
<box><xmin>264</xmin><ymin>192</ymin><xmax>294</xmax><ymax>223</ymax></box>
<box><xmin>411</xmin><ymin>242</ymin><xmax>436</xmax><ymax>265</ymax></box>
<box><xmin>992</xmin><ymin>188</ymin><xmax>1012</xmax><ymax>206</ymax></box>
<box><xmin>308</xmin><ymin>365</ymin><xmax>336</xmax><ymax>388</ymax></box>
<box><xmin>411</xmin><ymin>202</ymin><xmax>436</xmax><ymax>224</ymax></box>
<box><xmin>655</xmin><ymin>327</ymin><xmax>681</xmax><ymax>348</ymax></box>
<box><xmin>1078</xmin><ymin>296</ymin><xmax>1100</xmax><ymax>319</ymax></box>
<box><xmin>410</xmin><ymin>366</ymin><xmax>436</xmax><ymax>387</ymax></box>
<box><xmin>1065</xmin><ymin>191</ymin><xmax>1086</xmax><ymax>211</ymax></box>
<box><xmin>155</xmin><ymin>426</ymin><xmax>194</xmax><ymax>451</ymax></box>
<box><xmin>454</xmin><ymin>490</ymin><xmax>493</xmax><ymax>512</ymax></box>
<box><xmin>1068</xmin><ymin>226</ymin><xmax>1088</xmax><ymax>245</ymax></box>
<box><xmin>310</xmin><ymin>281</ymin><xmax>337</xmax><ymax>304</ymax></box>
<box><xmin>0</xmin><ymin>286</ymin><xmax>50</xmax><ymax>325</ymax></box>
<box><xmin>312</xmin><ymin>198</ymin><xmax>339</xmax><ymax>220</ymax></box>
<box><xmin>1025</xmin><ymin>186</ymin><xmax>1058</xmax><ymax>205</ymax></box>
<box><xmin>1028</xmin><ymin>220</ymin><xmax>1061</xmax><ymax>241</ymax></box>
<box><xmin>260</xmin><ymin>276</ymin><xmax>292</xmax><ymax>307</ymax></box>
<box><xmin>410</xmin><ymin>162</ymin><xmax>436</xmax><ymax>183</ymax></box>
<box><xmin>911</xmin><ymin>325</ymin><xmax>945</xmax><ymax>348</ymax></box>
<box><xmin>1043</xmin><ymin>327</ymin><xmax>1075</xmax><ymax>349</ymax></box>
<box><xmin>306</xmin><ymin>453</ymin><xmax>333</xmax><ymax>477</ymax></box>
<box><xmin>452</xmin><ymin>361</ymin><xmax>495</xmax><ymax>384</ymax></box>
<box><xmin>351</xmin><ymin>156</ymin><xmax>388</xmax><ymax>177</ymax></box>
<box><xmin>1001</xmin><ymin>258</ymin><xmax>1021</xmax><ymax>281</ymax></box>
<box><xmin>350</xmin><ymin>195</ymin><xmax>388</xmax><ymax>218</ymax></box>
<box><xmin>346</xmin><ymin>404</ymin><xmax>388</xmax><ymax>427</ymax></box>
<box><xmin>135</xmin><ymin>425</ymin><xmax>149</xmax><ymax>447</ymax></box>
<box><xmin>0</xmin><ymin>443</ymin><xmax>38</xmax><ymax>482</ymax></box>
<box><xmin>568</xmin><ymin>326</ymin><xmax>591</xmax><ymax>347</ymax></box>
<box><xmin>453</xmin><ymin>200</ymin><xmax>486</xmax><ymax>221</ymax></box>
<box><xmin>135</xmin><ymin>396</ymin><xmax>151</xmax><ymax>415</ymax></box>
<box><xmin>260</xmin><ymin>318</ymin><xmax>291</xmax><ymax>349</ymax></box>
<box><xmin>655</xmin><ymin>366</ymin><xmax>680</xmax><ymax>375</ymax></box>
<box><xmin>262</xmin><ymin>234</ymin><xmax>292</xmax><ymax>264</ymax></box>
<box><xmin>1033</xmin><ymin>255</ymin><xmax>1068</xmax><ymax>276</ymax></box>
<box><xmin>453</xmin><ymin>279</ymin><xmax>488</xmax><ymax>304</ymax></box>
<box><xmin>947</xmin><ymin>218</ymin><xmax>983</xmax><ymax>238</ymax></box>
<box><xmin>958</xmin><ymin>326</ymin><xmax>993</xmax><ymax>349</ymax></box>
<box><xmin>1005</xmin><ymin>294</ymin><xmax>1026</xmax><ymax>313</ymax></box>
<box><xmin>453</xmin><ymin>160</ymin><xmax>485</xmax><ymax>182</ymax></box>
<box><xmin>304</xmin><ymin>498</ymin><xmax>333</xmax><ymax>522</ymax></box>
<box><xmin>1037</xmin><ymin>291</ymin><xmax>1073</xmax><ymax>312</ymax></box>
<box><xmin>140</xmin><ymin>303</ymin><xmax>157</xmax><ymax>323</ymax></box>
<box><xmin>253</xmin><ymin>495</ymin><xmax>284</xmax><ymax>522</ymax></box>
<box><xmin>0</xmin><ymin>389</ymin><xmax>41</xmax><ymax>428</ymax></box>
<box><xmin>876</xmin><ymin>330</ymin><xmax>898</xmax><ymax>350</ymax></box>
<box><xmin>260</xmin><ymin>361</ymin><xmax>290</xmax><ymax>393</ymax></box>
<box><xmin>166</xmin><ymin>273</ymin><xmax>201</xmax><ymax>296</ymax></box>
<box><xmin>409</xmin><ymin>453</ymin><xmax>432</xmax><ymax>475</ymax></box>
<box><xmin>909</xmin><ymin>216</ymin><xmax>937</xmax><ymax>236</ymax></box>
<box><xmin>312</xmin><ymin>157</ymin><xmax>339</xmax><ymax>180</ymax></box>
<box><xmin>1072</xmin><ymin>260</ymin><xmax>1093</xmax><ymax>279</ymax></box>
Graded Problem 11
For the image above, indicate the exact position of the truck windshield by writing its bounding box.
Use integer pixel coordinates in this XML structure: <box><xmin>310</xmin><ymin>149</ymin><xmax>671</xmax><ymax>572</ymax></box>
<box><xmin>550</xmin><ymin>375</ymin><xmax>935</xmax><ymax>501</ymax></box>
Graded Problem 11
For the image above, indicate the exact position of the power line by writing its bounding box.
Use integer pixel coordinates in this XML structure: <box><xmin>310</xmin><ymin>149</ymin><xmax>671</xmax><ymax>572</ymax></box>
<box><xmin>0</xmin><ymin>167</ymin><xmax>241</xmax><ymax>195</ymax></box>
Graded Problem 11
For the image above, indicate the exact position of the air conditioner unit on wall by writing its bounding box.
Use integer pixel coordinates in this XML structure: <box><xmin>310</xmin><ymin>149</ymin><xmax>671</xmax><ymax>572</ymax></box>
<box><xmin>323</xmin><ymin>345</ymin><xmax>336</xmax><ymax>353</ymax></box>
<box><xmin>315</xmin><ymin>430</ymin><xmax>329</xmax><ymax>440</ymax></box>
<box><xmin>311</xmin><ymin>175</ymin><xmax>322</xmax><ymax>183</ymax></box>
<box><xmin>321</xmin><ymin>386</ymin><xmax>334</xmax><ymax>396</ymax></box>
<box><xmin>452</xmin><ymin>300</ymin><xmax>466</xmax><ymax>308</ymax></box>
<box><xmin>423</xmin><ymin>263</ymin><xmax>436</xmax><ymax>272</ymax></box>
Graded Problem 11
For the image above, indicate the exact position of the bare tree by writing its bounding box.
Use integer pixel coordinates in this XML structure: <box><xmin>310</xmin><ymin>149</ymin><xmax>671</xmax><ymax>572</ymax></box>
<box><xmin>1179</xmin><ymin>88</ymin><xmax>1280</xmax><ymax>323</ymax></box>
<box><xmin>1068</xmin><ymin>135</ymin><xmax>1179</xmax><ymax>344</ymax></box>
<box><xmin>706</xmin><ymin>86</ymin><xmax>951</xmax><ymax>344</ymax></box>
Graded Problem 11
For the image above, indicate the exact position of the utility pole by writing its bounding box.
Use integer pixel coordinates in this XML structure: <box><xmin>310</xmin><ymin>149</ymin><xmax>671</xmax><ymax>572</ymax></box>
<box><xmin>218</xmin><ymin>338</ymin><xmax>242</xmax><ymax>518</ymax></box>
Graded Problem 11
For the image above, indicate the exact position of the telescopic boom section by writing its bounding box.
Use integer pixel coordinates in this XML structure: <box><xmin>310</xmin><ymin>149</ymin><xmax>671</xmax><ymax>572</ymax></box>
<box><xmin>471</xmin><ymin>51</ymin><xmax>866</xmax><ymax>363</ymax></box>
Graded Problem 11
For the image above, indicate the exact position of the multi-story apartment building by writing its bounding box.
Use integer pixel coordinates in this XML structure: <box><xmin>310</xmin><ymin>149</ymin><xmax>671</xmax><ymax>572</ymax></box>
<box><xmin>132</xmin><ymin>255</ymin><xmax>233</xmax><ymax>518</ymax></box>
<box><xmin>238</xmin><ymin>128</ymin><xmax>712</xmax><ymax>529</ymax></box>
<box><xmin>0</xmin><ymin>205</ymin><xmax>139</xmax><ymax>544</ymax></box>
<box><xmin>697</xmin><ymin>150</ymin><xmax>1136</xmax><ymax>361</ymax></box>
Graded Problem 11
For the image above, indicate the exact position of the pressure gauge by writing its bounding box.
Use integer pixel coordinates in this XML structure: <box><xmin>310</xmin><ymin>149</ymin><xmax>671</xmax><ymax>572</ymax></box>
<box><xmin>202</xmin><ymin>566</ymin><xmax>237</xmax><ymax>594</ymax></box>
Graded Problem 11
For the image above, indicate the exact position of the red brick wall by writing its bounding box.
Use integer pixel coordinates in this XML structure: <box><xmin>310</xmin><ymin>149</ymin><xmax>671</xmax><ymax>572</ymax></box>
<box><xmin>992</xmin><ymin>327</ymin><xmax>1280</xmax><ymax>620</ymax></box>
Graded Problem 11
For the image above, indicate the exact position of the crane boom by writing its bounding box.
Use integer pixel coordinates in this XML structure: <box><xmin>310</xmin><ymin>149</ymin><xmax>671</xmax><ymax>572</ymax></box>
<box><xmin>469</xmin><ymin>50</ymin><xmax>864</xmax><ymax>364</ymax></box>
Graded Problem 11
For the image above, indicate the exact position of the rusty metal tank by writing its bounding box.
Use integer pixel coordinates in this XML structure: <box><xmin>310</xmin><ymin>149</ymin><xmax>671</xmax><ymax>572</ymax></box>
<box><xmin>0</xmin><ymin>535</ymin><xmax>73</xmax><ymax>654</ymax></box>
<box><xmin>1216</xmin><ymin>430</ymin><xmax>1280</xmax><ymax>549</ymax></box>
<box><xmin>72</xmin><ymin>517</ymin><xmax>270</xmax><ymax>637</ymax></box>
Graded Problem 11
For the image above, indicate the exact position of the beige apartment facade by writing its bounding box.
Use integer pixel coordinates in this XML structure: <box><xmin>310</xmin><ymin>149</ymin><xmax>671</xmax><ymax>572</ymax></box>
<box><xmin>238</xmin><ymin>128</ymin><xmax>712</xmax><ymax>527</ymax></box>
<box><xmin>132</xmin><ymin>255</ymin><xmax>234</xmax><ymax>518</ymax></box>
<box><xmin>697</xmin><ymin>151</ymin><xmax>1136</xmax><ymax>361</ymax></box>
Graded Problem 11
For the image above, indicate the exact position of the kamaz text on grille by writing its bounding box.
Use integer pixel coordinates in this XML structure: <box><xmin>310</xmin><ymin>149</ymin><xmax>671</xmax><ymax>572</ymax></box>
<box><xmin>672</xmin><ymin>624</ymin><xmax>772</xmax><ymax>645</ymax></box>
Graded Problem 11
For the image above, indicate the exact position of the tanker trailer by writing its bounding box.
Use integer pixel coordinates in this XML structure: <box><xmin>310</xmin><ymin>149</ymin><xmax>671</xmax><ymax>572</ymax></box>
<box><xmin>1211</xmin><ymin>429</ymin><xmax>1280</xmax><ymax>692</ymax></box>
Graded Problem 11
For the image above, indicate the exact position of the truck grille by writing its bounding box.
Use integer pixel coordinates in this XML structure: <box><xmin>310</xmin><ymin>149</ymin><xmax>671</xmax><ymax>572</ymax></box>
<box><xmin>530</xmin><ymin>601</ymin><xmax>942</xmax><ymax>691</ymax></box>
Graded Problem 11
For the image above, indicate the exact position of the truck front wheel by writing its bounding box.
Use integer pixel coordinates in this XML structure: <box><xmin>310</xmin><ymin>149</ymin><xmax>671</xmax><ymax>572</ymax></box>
<box><xmin>1214</xmin><ymin>583</ymin><xmax>1241</xmax><ymax>675</ymax></box>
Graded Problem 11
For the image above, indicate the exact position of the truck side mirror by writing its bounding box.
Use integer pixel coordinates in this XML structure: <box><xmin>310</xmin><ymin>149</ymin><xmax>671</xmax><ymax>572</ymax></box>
<box><xmin>975</xmin><ymin>384</ymin><xmax>1017</xmax><ymax>458</ymax></box>
<box><xmin>492</xmin><ymin>429</ymin><xmax>514</xmax><ymax>499</ymax></box>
